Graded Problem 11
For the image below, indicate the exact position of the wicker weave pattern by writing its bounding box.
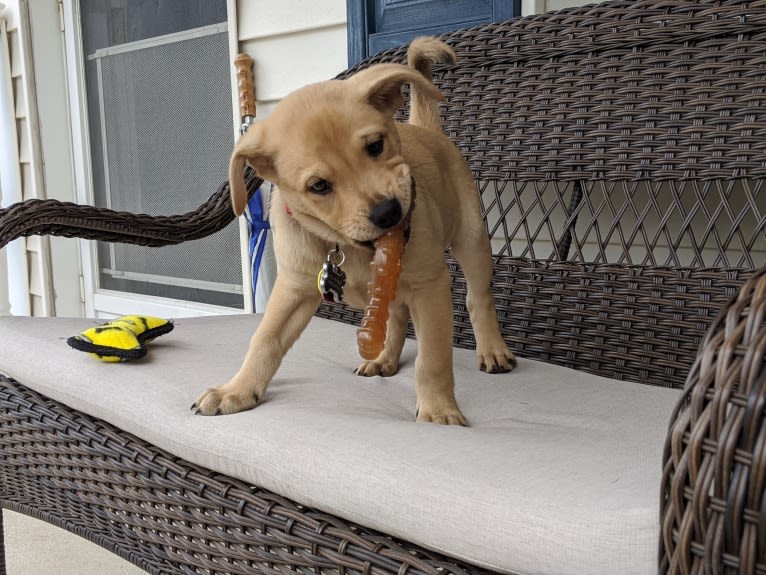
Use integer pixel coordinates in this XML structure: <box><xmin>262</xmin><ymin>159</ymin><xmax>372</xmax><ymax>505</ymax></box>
<box><xmin>476</xmin><ymin>179</ymin><xmax>766</xmax><ymax>268</ymax></box>
<box><xmin>660</xmin><ymin>270</ymin><xmax>766</xmax><ymax>575</ymax></box>
<box><xmin>318</xmin><ymin>259</ymin><xmax>752</xmax><ymax>389</ymax></box>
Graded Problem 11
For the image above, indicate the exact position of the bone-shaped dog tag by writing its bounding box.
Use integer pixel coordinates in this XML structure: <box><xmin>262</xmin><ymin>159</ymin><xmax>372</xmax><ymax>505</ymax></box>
<box><xmin>317</xmin><ymin>248</ymin><xmax>346</xmax><ymax>303</ymax></box>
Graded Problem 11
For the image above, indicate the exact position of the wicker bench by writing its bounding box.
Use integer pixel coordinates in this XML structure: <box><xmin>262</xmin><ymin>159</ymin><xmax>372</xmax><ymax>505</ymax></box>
<box><xmin>1</xmin><ymin>0</ymin><xmax>765</xmax><ymax>573</ymax></box>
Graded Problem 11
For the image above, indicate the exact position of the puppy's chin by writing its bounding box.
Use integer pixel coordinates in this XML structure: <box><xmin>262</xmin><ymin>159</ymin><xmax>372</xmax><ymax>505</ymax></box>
<box><xmin>286</xmin><ymin>210</ymin><xmax>374</xmax><ymax>250</ymax></box>
<box><xmin>354</xmin><ymin>239</ymin><xmax>377</xmax><ymax>251</ymax></box>
<box><xmin>340</xmin><ymin>228</ymin><xmax>389</xmax><ymax>250</ymax></box>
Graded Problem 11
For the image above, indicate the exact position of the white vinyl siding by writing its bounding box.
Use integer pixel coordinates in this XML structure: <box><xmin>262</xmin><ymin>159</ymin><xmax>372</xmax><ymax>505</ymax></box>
<box><xmin>235</xmin><ymin>1</ymin><xmax>347</xmax><ymax>118</ymax></box>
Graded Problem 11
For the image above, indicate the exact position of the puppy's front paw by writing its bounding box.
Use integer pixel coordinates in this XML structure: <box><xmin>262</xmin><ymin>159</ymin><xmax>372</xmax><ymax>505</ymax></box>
<box><xmin>416</xmin><ymin>406</ymin><xmax>468</xmax><ymax>426</ymax></box>
<box><xmin>477</xmin><ymin>346</ymin><xmax>517</xmax><ymax>374</ymax></box>
<box><xmin>192</xmin><ymin>384</ymin><xmax>261</xmax><ymax>416</ymax></box>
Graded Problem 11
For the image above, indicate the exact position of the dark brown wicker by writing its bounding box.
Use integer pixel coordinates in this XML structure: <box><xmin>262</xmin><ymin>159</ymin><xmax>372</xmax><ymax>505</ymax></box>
<box><xmin>0</xmin><ymin>0</ymin><xmax>765</xmax><ymax>573</ymax></box>
<box><xmin>660</xmin><ymin>269</ymin><xmax>766</xmax><ymax>575</ymax></box>
<box><xmin>0</xmin><ymin>167</ymin><xmax>261</xmax><ymax>248</ymax></box>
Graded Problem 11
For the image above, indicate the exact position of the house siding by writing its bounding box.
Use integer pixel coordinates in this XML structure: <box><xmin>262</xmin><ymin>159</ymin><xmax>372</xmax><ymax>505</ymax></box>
<box><xmin>1</xmin><ymin>4</ymin><xmax>35</xmax><ymax>316</ymax></box>
<box><xmin>1</xmin><ymin>0</ymin><xmax>81</xmax><ymax>317</ymax></box>
<box><xmin>12</xmin><ymin>3</ymin><xmax>51</xmax><ymax>316</ymax></box>
<box><xmin>235</xmin><ymin>0</ymin><xmax>347</xmax><ymax>119</ymax></box>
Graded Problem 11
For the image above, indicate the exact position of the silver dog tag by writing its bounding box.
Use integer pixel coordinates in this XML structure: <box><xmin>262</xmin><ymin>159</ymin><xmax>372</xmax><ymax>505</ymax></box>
<box><xmin>318</xmin><ymin>247</ymin><xmax>346</xmax><ymax>303</ymax></box>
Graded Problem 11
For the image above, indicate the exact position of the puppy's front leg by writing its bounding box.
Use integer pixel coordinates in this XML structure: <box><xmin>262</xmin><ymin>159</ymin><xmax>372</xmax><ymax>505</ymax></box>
<box><xmin>193</xmin><ymin>273</ymin><xmax>320</xmax><ymax>415</ymax></box>
<box><xmin>408</xmin><ymin>269</ymin><xmax>467</xmax><ymax>426</ymax></box>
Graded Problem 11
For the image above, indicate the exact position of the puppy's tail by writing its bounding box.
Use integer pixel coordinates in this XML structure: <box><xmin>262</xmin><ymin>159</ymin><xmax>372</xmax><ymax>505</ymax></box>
<box><xmin>407</xmin><ymin>37</ymin><xmax>455</xmax><ymax>132</ymax></box>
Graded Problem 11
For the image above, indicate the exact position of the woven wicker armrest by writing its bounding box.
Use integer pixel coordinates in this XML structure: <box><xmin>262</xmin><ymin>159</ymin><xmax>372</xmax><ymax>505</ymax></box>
<box><xmin>660</xmin><ymin>270</ymin><xmax>766</xmax><ymax>574</ymax></box>
<box><xmin>0</xmin><ymin>168</ymin><xmax>261</xmax><ymax>250</ymax></box>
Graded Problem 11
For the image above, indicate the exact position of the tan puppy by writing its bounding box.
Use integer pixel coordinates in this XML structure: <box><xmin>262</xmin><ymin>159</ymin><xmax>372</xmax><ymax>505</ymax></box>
<box><xmin>193</xmin><ymin>38</ymin><xmax>516</xmax><ymax>425</ymax></box>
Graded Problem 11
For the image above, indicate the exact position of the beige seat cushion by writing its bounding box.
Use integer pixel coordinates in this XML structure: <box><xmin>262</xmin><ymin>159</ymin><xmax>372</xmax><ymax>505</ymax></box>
<box><xmin>0</xmin><ymin>314</ymin><xmax>680</xmax><ymax>575</ymax></box>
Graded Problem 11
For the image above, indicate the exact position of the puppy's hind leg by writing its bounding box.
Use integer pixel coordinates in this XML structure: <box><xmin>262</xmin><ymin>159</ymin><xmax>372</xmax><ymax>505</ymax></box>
<box><xmin>355</xmin><ymin>300</ymin><xmax>408</xmax><ymax>377</ymax></box>
<box><xmin>408</xmin><ymin>268</ymin><xmax>467</xmax><ymax>426</ymax></box>
<box><xmin>451</xmin><ymin>213</ymin><xmax>517</xmax><ymax>374</ymax></box>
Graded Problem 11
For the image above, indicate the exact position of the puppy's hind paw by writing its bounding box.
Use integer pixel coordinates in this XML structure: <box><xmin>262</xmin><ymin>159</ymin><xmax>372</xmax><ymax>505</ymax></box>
<box><xmin>477</xmin><ymin>347</ymin><xmax>517</xmax><ymax>374</ymax></box>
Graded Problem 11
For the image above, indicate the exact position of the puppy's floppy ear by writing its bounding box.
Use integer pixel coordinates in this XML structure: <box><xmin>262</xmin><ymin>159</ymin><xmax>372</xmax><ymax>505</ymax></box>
<box><xmin>354</xmin><ymin>63</ymin><xmax>444</xmax><ymax>116</ymax></box>
<box><xmin>228</xmin><ymin>124</ymin><xmax>275</xmax><ymax>216</ymax></box>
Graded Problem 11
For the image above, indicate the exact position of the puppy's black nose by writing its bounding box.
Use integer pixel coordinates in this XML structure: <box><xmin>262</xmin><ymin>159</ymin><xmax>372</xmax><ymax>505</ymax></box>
<box><xmin>369</xmin><ymin>198</ymin><xmax>403</xmax><ymax>229</ymax></box>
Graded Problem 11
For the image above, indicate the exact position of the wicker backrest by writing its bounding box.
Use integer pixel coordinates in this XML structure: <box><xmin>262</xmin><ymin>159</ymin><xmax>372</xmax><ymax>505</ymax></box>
<box><xmin>320</xmin><ymin>0</ymin><xmax>766</xmax><ymax>388</ymax></box>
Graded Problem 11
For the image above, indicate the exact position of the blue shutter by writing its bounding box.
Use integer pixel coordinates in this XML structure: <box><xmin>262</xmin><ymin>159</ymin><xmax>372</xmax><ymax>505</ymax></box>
<box><xmin>347</xmin><ymin>0</ymin><xmax>520</xmax><ymax>66</ymax></box>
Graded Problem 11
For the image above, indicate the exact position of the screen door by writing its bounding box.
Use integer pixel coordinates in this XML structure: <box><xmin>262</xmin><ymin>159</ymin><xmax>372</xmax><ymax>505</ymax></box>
<box><xmin>81</xmin><ymin>1</ymin><xmax>242</xmax><ymax>309</ymax></box>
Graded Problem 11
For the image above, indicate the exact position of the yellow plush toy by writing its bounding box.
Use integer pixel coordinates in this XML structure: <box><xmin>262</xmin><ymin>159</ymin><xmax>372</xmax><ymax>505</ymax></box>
<box><xmin>66</xmin><ymin>315</ymin><xmax>174</xmax><ymax>362</ymax></box>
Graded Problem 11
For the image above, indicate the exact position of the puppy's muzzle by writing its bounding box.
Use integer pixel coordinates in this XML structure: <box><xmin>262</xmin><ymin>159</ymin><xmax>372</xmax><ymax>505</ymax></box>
<box><xmin>369</xmin><ymin>198</ymin><xmax>403</xmax><ymax>230</ymax></box>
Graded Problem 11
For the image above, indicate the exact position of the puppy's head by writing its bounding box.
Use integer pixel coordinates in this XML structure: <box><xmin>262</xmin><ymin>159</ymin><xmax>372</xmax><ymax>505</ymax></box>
<box><xmin>228</xmin><ymin>63</ymin><xmax>443</xmax><ymax>246</ymax></box>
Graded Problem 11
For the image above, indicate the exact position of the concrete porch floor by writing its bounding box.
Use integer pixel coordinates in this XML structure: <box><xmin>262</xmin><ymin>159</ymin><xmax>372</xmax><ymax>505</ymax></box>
<box><xmin>3</xmin><ymin>510</ymin><xmax>144</xmax><ymax>574</ymax></box>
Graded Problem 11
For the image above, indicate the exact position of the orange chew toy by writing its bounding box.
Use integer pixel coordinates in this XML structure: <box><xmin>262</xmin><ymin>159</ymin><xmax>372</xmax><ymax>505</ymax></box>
<box><xmin>357</xmin><ymin>224</ymin><xmax>407</xmax><ymax>360</ymax></box>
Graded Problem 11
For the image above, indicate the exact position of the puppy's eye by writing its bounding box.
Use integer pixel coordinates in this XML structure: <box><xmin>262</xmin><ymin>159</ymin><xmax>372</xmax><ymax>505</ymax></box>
<box><xmin>309</xmin><ymin>179</ymin><xmax>332</xmax><ymax>195</ymax></box>
<box><xmin>366</xmin><ymin>138</ymin><xmax>384</xmax><ymax>157</ymax></box>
